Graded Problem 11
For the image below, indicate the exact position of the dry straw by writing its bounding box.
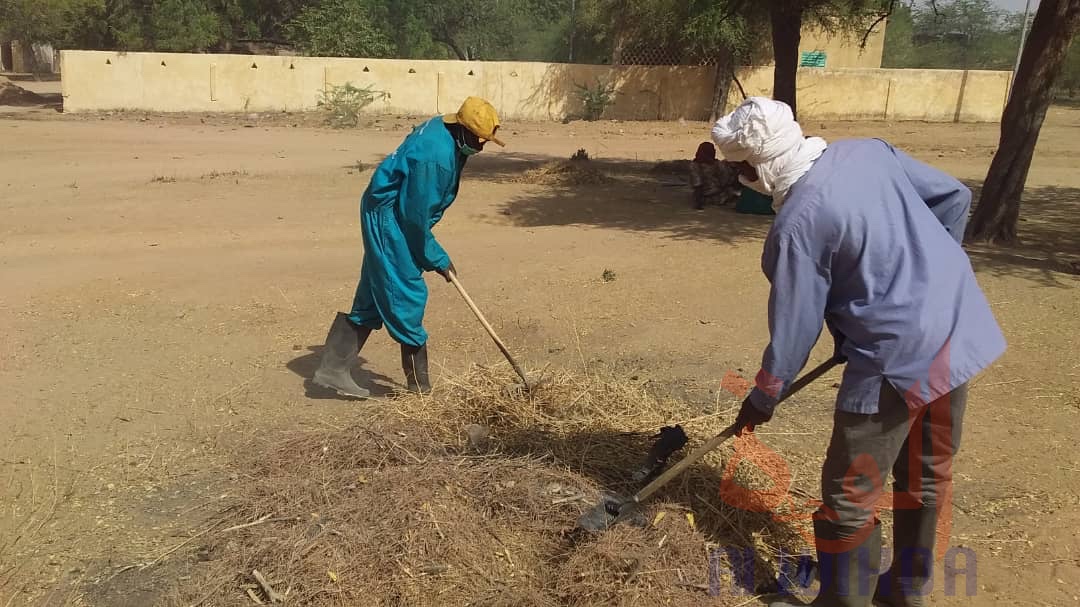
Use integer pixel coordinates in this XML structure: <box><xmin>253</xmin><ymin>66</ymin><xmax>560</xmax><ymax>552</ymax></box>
<box><xmin>516</xmin><ymin>160</ymin><xmax>613</xmax><ymax>186</ymax></box>
<box><xmin>176</xmin><ymin>366</ymin><xmax>818</xmax><ymax>606</ymax></box>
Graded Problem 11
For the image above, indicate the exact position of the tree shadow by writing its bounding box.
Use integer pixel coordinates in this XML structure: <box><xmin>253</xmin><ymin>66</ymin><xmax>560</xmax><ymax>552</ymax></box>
<box><xmin>286</xmin><ymin>346</ymin><xmax>399</xmax><ymax>400</ymax></box>
<box><xmin>517</xmin><ymin>64</ymin><xmax>716</xmax><ymax>122</ymax></box>
<box><xmin>964</xmin><ymin>182</ymin><xmax>1080</xmax><ymax>287</ymax></box>
<box><xmin>463</xmin><ymin>159</ymin><xmax>1080</xmax><ymax>283</ymax></box>
<box><xmin>464</xmin><ymin>152</ymin><xmax>775</xmax><ymax>246</ymax></box>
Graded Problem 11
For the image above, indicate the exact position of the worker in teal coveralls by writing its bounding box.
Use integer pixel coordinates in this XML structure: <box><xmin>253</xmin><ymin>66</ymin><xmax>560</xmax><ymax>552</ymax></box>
<box><xmin>313</xmin><ymin>96</ymin><xmax>505</xmax><ymax>397</ymax></box>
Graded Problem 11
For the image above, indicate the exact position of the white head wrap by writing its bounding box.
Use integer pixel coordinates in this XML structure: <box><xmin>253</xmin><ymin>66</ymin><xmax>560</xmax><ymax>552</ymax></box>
<box><xmin>710</xmin><ymin>97</ymin><xmax>827</xmax><ymax>210</ymax></box>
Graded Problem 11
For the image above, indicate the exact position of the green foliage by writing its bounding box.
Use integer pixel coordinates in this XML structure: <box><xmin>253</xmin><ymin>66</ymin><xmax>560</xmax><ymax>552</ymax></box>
<box><xmin>150</xmin><ymin>0</ymin><xmax>222</xmax><ymax>51</ymax></box>
<box><xmin>0</xmin><ymin>0</ymin><xmax>312</xmax><ymax>51</ymax></box>
<box><xmin>1058</xmin><ymin>42</ymin><xmax>1080</xmax><ymax>99</ymax></box>
<box><xmin>286</xmin><ymin>0</ymin><xmax>394</xmax><ymax>57</ymax></box>
<box><xmin>881</xmin><ymin>2</ymin><xmax>915</xmax><ymax>67</ymax></box>
<box><xmin>12</xmin><ymin>0</ymin><xmax>1037</xmax><ymax>76</ymax></box>
<box><xmin>213</xmin><ymin>0</ymin><xmax>309</xmax><ymax>44</ymax></box>
<box><xmin>566</xmin><ymin>0</ymin><xmax>775</xmax><ymax>66</ymax></box>
<box><xmin>575</xmin><ymin>78</ymin><xmax>617</xmax><ymax>120</ymax></box>
<box><xmin>883</xmin><ymin>0</ymin><xmax>1029</xmax><ymax>70</ymax></box>
<box><xmin>0</xmin><ymin>0</ymin><xmax>103</xmax><ymax>46</ymax></box>
<box><xmin>285</xmin><ymin>0</ymin><xmax>570</xmax><ymax>61</ymax></box>
<box><xmin>683</xmin><ymin>1</ymin><xmax>761</xmax><ymax>63</ymax></box>
<box><xmin>401</xmin><ymin>0</ymin><xmax>565</xmax><ymax>60</ymax></box>
<box><xmin>318</xmin><ymin>82</ymin><xmax>387</xmax><ymax>128</ymax></box>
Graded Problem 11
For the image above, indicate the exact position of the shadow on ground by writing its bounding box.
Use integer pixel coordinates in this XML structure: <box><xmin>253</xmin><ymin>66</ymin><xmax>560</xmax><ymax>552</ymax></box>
<box><xmin>286</xmin><ymin>346</ymin><xmax>399</xmax><ymax>399</ymax></box>
<box><xmin>465</xmin><ymin>155</ymin><xmax>1080</xmax><ymax>284</ymax></box>
<box><xmin>465</xmin><ymin>152</ymin><xmax>776</xmax><ymax>246</ymax></box>
<box><xmin>965</xmin><ymin>182</ymin><xmax>1080</xmax><ymax>287</ymax></box>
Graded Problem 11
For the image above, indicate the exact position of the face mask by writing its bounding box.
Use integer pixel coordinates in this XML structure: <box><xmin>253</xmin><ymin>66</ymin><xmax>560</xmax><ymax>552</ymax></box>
<box><xmin>459</xmin><ymin>143</ymin><xmax>481</xmax><ymax>157</ymax></box>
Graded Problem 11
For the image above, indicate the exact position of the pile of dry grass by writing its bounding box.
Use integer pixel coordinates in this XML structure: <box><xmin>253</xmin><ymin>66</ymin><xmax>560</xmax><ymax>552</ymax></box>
<box><xmin>0</xmin><ymin>77</ymin><xmax>47</xmax><ymax>106</ymax></box>
<box><xmin>176</xmin><ymin>367</ymin><xmax>818</xmax><ymax>606</ymax></box>
<box><xmin>517</xmin><ymin>158</ymin><xmax>613</xmax><ymax>186</ymax></box>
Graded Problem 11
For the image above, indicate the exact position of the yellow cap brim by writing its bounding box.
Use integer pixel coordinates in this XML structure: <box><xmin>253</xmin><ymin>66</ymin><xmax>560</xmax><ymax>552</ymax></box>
<box><xmin>443</xmin><ymin>113</ymin><xmax>506</xmax><ymax>147</ymax></box>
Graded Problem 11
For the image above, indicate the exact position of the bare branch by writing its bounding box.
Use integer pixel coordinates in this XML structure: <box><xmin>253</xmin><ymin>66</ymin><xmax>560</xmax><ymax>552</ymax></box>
<box><xmin>732</xmin><ymin>68</ymin><xmax>748</xmax><ymax>101</ymax></box>
<box><xmin>860</xmin><ymin>0</ymin><xmax>897</xmax><ymax>49</ymax></box>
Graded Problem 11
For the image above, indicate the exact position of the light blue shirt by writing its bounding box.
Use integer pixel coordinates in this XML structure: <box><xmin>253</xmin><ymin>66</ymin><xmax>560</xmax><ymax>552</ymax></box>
<box><xmin>749</xmin><ymin>139</ymin><xmax>1006</xmax><ymax>414</ymax></box>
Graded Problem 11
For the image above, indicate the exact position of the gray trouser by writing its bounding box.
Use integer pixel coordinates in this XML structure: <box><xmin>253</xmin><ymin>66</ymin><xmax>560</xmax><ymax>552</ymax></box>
<box><xmin>818</xmin><ymin>381</ymin><xmax>968</xmax><ymax>586</ymax></box>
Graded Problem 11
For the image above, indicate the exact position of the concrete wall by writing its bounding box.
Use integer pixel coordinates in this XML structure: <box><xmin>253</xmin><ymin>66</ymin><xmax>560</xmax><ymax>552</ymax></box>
<box><xmin>800</xmin><ymin>25</ymin><xmax>885</xmax><ymax>70</ymax></box>
<box><xmin>730</xmin><ymin>66</ymin><xmax>1011</xmax><ymax>122</ymax></box>
<box><xmin>60</xmin><ymin>51</ymin><xmax>717</xmax><ymax>121</ymax></box>
<box><xmin>60</xmin><ymin>50</ymin><xmax>1010</xmax><ymax>123</ymax></box>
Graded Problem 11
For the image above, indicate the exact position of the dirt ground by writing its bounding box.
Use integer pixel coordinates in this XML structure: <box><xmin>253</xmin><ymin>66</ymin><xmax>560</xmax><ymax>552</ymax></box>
<box><xmin>2</xmin><ymin>102</ymin><xmax>1079</xmax><ymax>606</ymax></box>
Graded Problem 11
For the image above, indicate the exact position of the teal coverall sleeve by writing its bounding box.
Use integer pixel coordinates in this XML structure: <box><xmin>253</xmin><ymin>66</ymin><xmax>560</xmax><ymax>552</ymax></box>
<box><xmin>399</xmin><ymin>160</ymin><xmax>453</xmax><ymax>272</ymax></box>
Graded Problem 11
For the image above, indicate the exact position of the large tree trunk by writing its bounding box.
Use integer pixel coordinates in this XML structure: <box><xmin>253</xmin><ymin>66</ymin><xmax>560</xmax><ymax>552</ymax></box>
<box><xmin>435</xmin><ymin>28</ymin><xmax>468</xmax><ymax>60</ymax></box>
<box><xmin>710</xmin><ymin>51</ymin><xmax>735</xmax><ymax>122</ymax></box>
<box><xmin>770</xmin><ymin>1</ymin><xmax>803</xmax><ymax>118</ymax></box>
<box><xmin>967</xmin><ymin>0</ymin><xmax>1080</xmax><ymax>243</ymax></box>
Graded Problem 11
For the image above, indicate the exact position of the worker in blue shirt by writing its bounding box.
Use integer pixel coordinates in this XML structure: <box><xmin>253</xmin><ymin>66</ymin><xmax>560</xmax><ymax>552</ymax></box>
<box><xmin>712</xmin><ymin>98</ymin><xmax>1005</xmax><ymax>607</ymax></box>
<box><xmin>312</xmin><ymin>97</ymin><xmax>504</xmax><ymax>398</ymax></box>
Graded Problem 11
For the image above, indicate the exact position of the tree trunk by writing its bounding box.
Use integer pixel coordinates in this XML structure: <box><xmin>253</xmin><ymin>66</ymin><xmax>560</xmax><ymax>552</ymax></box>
<box><xmin>770</xmin><ymin>1</ymin><xmax>803</xmax><ymax>118</ymax></box>
<box><xmin>966</xmin><ymin>0</ymin><xmax>1080</xmax><ymax>243</ymax></box>
<box><xmin>611</xmin><ymin>31</ymin><xmax>628</xmax><ymax>66</ymax></box>
<box><xmin>436</xmin><ymin>32</ymin><xmax>468</xmax><ymax>61</ymax></box>
<box><xmin>710</xmin><ymin>52</ymin><xmax>735</xmax><ymax>122</ymax></box>
<box><xmin>610</xmin><ymin>0</ymin><xmax>629</xmax><ymax>66</ymax></box>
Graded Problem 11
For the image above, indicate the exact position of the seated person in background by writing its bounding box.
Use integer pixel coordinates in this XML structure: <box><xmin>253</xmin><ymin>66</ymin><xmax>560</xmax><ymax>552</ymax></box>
<box><xmin>689</xmin><ymin>141</ymin><xmax>741</xmax><ymax>209</ymax></box>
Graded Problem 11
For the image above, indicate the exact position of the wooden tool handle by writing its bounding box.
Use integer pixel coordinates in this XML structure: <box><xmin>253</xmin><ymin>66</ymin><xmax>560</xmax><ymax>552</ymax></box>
<box><xmin>447</xmin><ymin>271</ymin><xmax>530</xmax><ymax>388</ymax></box>
<box><xmin>634</xmin><ymin>423</ymin><xmax>739</xmax><ymax>503</ymax></box>
<box><xmin>780</xmin><ymin>357</ymin><xmax>840</xmax><ymax>400</ymax></box>
<box><xmin>632</xmin><ymin>357</ymin><xmax>841</xmax><ymax>504</ymax></box>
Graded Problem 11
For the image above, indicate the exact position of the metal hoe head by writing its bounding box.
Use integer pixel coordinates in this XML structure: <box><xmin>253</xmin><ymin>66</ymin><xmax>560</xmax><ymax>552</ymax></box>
<box><xmin>630</xmin><ymin>425</ymin><xmax>688</xmax><ymax>482</ymax></box>
<box><xmin>576</xmin><ymin>493</ymin><xmax>648</xmax><ymax>532</ymax></box>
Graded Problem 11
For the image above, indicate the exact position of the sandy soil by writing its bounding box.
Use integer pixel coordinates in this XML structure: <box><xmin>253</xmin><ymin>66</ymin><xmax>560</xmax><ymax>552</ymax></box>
<box><xmin>2</xmin><ymin>103</ymin><xmax>1079</xmax><ymax>606</ymax></box>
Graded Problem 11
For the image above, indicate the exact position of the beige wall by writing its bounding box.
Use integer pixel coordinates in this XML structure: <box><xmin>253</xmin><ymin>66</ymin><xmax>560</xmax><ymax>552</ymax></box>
<box><xmin>728</xmin><ymin>66</ymin><xmax>1011</xmax><ymax>122</ymax></box>
<box><xmin>61</xmin><ymin>50</ymin><xmax>1009</xmax><ymax>123</ymax></box>
<box><xmin>799</xmin><ymin>25</ymin><xmax>886</xmax><ymax>69</ymax></box>
<box><xmin>60</xmin><ymin>51</ymin><xmax>717</xmax><ymax>121</ymax></box>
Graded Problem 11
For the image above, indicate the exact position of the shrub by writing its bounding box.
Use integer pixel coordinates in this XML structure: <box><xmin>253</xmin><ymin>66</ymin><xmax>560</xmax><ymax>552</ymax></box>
<box><xmin>318</xmin><ymin>83</ymin><xmax>387</xmax><ymax>128</ymax></box>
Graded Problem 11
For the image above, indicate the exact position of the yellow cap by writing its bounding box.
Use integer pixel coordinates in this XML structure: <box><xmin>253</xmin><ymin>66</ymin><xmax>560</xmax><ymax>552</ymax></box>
<box><xmin>444</xmin><ymin>96</ymin><xmax>505</xmax><ymax>147</ymax></box>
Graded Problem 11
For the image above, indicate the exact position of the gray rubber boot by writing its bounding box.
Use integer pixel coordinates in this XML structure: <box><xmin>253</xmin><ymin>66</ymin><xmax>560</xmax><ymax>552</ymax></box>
<box><xmin>312</xmin><ymin>312</ymin><xmax>372</xmax><ymax>398</ymax></box>
<box><xmin>401</xmin><ymin>343</ymin><xmax>431</xmax><ymax>394</ymax></box>
<box><xmin>874</xmin><ymin>508</ymin><xmax>934</xmax><ymax>607</ymax></box>
<box><xmin>770</xmin><ymin>521</ymin><xmax>882</xmax><ymax>607</ymax></box>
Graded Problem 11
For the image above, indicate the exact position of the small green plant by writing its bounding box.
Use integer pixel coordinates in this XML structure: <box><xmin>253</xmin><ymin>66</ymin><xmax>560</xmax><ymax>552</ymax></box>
<box><xmin>602</xmin><ymin>269</ymin><xmax>617</xmax><ymax>282</ymax></box>
<box><xmin>318</xmin><ymin>83</ymin><xmax>387</xmax><ymax>128</ymax></box>
<box><xmin>575</xmin><ymin>79</ymin><xmax>618</xmax><ymax>121</ymax></box>
<box><xmin>570</xmin><ymin>148</ymin><xmax>590</xmax><ymax>162</ymax></box>
<box><xmin>150</xmin><ymin>175</ymin><xmax>176</xmax><ymax>183</ymax></box>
